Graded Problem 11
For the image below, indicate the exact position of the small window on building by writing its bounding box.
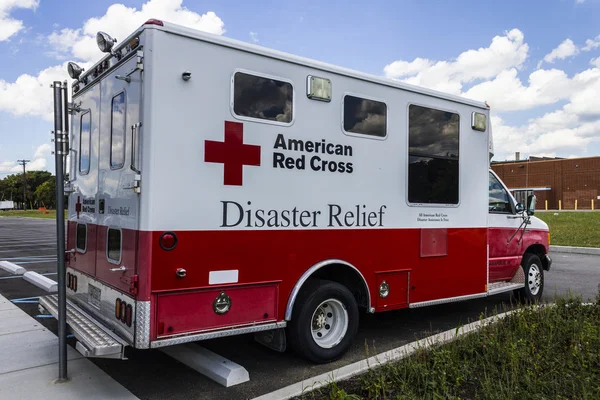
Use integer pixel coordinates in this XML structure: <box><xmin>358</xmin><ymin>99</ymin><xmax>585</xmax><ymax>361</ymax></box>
<box><xmin>408</xmin><ymin>105</ymin><xmax>460</xmax><ymax>205</ymax></box>
<box><xmin>107</xmin><ymin>228</ymin><xmax>122</xmax><ymax>264</ymax></box>
<box><xmin>110</xmin><ymin>92</ymin><xmax>126</xmax><ymax>169</ymax></box>
<box><xmin>489</xmin><ymin>172</ymin><xmax>513</xmax><ymax>213</ymax></box>
<box><xmin>343</xmin><ymin>95</ymin><xmax>387</xmax><ymax>137</ymax></box>
<box><xmin>79</xmin><ymin>112</ymin><xmax>91</xmax><ymax>174</ymax></box>
<box><xmin>233</xmin><ymin>72</ymin><xmax>293</xmax><ymax>123</ymax></box>
<box><xmin>76</xmin><ymin>223</ymin><xmax>87</xmax><ymax>253</ymax></box>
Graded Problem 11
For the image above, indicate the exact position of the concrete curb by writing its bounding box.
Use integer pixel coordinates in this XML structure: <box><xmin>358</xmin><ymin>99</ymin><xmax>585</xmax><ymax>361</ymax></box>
<box><xmin>0</xmin><ymin>261</ymin><xmax>26</xmax><ymax>275</ymax></box>
<box><xmin>253</xmin><ymin>310</ymin><xmax>517</xmax><ymax>400</ymax></box>
<box><xmin>550</xmin><ymin>245</ymin><xmax>600</xmax><ymax>255</ymax></box>
<box><xmin>23</xmin><ymin>271</ymin><xmax>58</xmax><ymax>292</ymax></box>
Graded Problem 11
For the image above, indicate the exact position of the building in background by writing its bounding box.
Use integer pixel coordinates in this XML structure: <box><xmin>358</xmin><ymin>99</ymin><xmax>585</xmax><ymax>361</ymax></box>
<box><xmin>491</xmin><ymin>155</ymin><xmax>600</xmax><ymax>210</ymax></box>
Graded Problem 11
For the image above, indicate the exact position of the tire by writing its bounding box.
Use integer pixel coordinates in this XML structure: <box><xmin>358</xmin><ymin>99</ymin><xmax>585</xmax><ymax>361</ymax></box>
<box><xmin>287</xmin><ymin>279</ymin><xmax>359</xmax><ymax>364</ymax></box>
<box><xmin>515</xmin><ymin>253</ymin><xmax>544</xmax><ymax>302</ymax></box>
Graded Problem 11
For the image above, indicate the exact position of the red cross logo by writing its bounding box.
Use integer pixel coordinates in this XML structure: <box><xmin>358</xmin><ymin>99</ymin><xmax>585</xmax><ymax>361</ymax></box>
<box><xmin>75</xmin><ymin>196</ymin><xmax>82</xmax><ymax>218</ymax></box>
<box><xmin>204</xmin><ymin>121</ymin><xmax>261</xmax><ymax>186</ymax></box>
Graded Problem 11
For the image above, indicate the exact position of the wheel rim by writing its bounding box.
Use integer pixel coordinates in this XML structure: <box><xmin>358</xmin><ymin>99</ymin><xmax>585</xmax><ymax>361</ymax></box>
<box><xmin>310</xmin><ymin>299</ymin><xmax>348</xmax><ymax>349</ymax></box>
<box><xmin>528</xmin><ymin>264</ymin><xmax>542</xmax><ymax>296</ymax></box>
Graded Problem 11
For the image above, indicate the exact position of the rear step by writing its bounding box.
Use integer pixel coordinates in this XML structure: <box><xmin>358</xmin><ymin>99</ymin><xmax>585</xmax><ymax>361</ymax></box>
<box><xmin>39</xmin><ymin>294</ymin><xmax>128</xmax><ymax>359</ymax></box>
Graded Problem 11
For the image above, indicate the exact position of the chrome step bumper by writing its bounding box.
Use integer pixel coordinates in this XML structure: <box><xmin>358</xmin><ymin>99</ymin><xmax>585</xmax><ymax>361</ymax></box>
<box><xmin>39</xmin><ymin>294</ymin><xmax>128</xmax><ymax>359</ymax></box>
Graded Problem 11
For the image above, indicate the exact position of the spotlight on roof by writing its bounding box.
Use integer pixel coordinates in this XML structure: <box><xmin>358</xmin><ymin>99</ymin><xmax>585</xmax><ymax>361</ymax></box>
<box><xmin>96</xmin><ymin>31</ymin><xmax>117</xmax><ymax>54</ymax></box>
<box><xmin>67</xmin><ymin>62</ymin><xmax>84</xmax><ymax>80</ymax></box>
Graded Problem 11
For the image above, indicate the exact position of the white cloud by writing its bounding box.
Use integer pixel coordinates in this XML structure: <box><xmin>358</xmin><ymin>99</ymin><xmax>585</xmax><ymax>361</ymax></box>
<box><xmin>1</xmin><ymin>1</ymin><xmax>226</xmax><ymax>121</ymax></box>
<box><xmin>384</xmin><ymin>29</ymin><xmax>528</xmax><ymax>95</ymax></box>
<box><xmin>48</xmin><ymin>0</ymin><xmax>225</xmax><ymax>63</ymax></box>
<box><xmin>0</xmin><ymin>0</ymin><xmax>39</xmax><ymax>41</ymax></box>
<box><xmin>583</xmin><ymin>34</ymin><xmax>600</xmax><ymax>51</ymax></box>
<box><xmin>542</xmin><ymin>39</ymin><xmax>579</xmax><ymax>63</ymax></box>
<box><xmin>0</xmin><ymin>62</ymin><xmax>90</xmax><ymax>121</ymax></box>
<box><xmin>249</xmin><ymin>31</ymin><xmax>259</xmax><ymax>43</ymax></box>
<box><xmin>0</xmin><ymin>143</ymin><xmax>51</xmax><ymax>174</ymax></box>
<box><xmin>591</xmin><ymin>57</ymin><xmax>600</xmax><ymax>68</ymax></box>
<box><xmin>384</xmin><ymin>58</ymin><xmax>433</xmax><ymax>79</ymax></box>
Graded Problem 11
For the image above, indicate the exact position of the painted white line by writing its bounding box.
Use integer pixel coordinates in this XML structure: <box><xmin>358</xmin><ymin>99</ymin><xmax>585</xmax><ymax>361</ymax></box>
<box><xmin>23</xmin><ymin>271</ymin><xmax>58</xmax><ymax>292</ymax></box>
<box><xmin>0</xmin><ymin>261</ymin><xmax>26</xmax><ymax>275</ymax></box>
<box><xmin>161</xmin><ymin>344</ymin><xmax>249</xmax><ymax>387</ymax></box>
<box><xmin>252</xmin><ymin>310</ymin><xmax>516</xmax><ymax>400</ymax></box>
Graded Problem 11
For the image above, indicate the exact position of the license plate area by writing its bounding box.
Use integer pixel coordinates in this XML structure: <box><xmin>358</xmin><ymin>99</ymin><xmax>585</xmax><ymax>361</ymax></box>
<box><xmin>88</xmin><ymin>284</ymin><xmax>101</xmax><ymax>309</ymax></box>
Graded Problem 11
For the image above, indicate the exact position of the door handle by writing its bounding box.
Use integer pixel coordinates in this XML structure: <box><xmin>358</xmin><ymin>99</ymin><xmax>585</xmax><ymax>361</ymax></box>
<box><xmin>109</xmin><ymin>266</ymin><xmax>127</xmax><ymax>272</ymax></box>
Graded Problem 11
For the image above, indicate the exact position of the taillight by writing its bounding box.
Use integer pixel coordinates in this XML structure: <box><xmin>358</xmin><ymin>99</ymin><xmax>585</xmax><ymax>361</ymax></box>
<box><xmin>120</xmin><ymin>302</ymin><xmax>127</xmax><ymax>323</ymax></box>
<box><xmin>548</xmin><ymin>232</ymin><xmax>551</xmax><ymax>245</ymax></box>
<box><xmin>159</xmin><ymin>232</ymin><xmax>178</xmax><ymax>251</ymax></box>
<box><xmin>115</xmin><ymin>299</ymin><xmax>122</xmax><ymax>319</ymax></box>
<box><xmin>126</xmin><ymin>304</ymin><xmax>133</xmax><ymax>327</ymax></box>
<box><xmin>73</xmin><ymin>276</ymin><xmax>77</xmax><ymax>292</ymax></box>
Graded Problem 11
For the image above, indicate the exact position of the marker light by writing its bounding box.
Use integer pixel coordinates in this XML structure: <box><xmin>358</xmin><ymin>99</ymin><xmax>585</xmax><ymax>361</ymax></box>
<box><xmin>96</xmin><ymin>31</ymin><xmax>117</xmax><ymax>53</ymax></box>
<box><xmin>159</xmin><ymin>232</ymin><xmax>178</xmax><ymax>251</ymax></box>
<box><xmin>307</xmin><ymin>75</ymin><xmax>332</xmax><ymax>102</ymax></box>
<box><xmin>67</xmin><ymin>62</ymin><xmax>84</xmax><ymax>80</ymax></box>
<box><xmin>472</xmin><ymin>112</ymin><xmax>487</xmax><ymax>132</ymax></box>
<box><xmin>144</xmin><ymin>19</ymin><xmax>164</xmax><ymax>26</ymax></box>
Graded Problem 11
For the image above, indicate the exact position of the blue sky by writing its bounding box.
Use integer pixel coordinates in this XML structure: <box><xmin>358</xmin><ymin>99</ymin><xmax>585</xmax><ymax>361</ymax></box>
<box><xmin>1</xmin><ymin>0</ymin><xmax>600</xmax><ymax>177</ymax></box>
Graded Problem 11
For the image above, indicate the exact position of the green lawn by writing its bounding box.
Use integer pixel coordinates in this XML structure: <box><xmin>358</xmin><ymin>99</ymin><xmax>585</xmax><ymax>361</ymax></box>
<box><xmin>536</xmin><ymin>211</ymin><xmax>600</xmax><ymax>248</ymax></box>
<box><xmin>309</xmin><ymin>294</ymin><xmax>600</xmax><ymax>400</ymax></box>
<box><xmin>0</xmin><ymin>209</ymin><xmax>67</xmax><ymax>219</ymax></box>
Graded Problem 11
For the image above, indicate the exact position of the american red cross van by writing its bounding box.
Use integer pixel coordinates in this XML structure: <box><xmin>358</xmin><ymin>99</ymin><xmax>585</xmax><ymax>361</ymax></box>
<box><xmin>40</xmin><ymin>19</ymin><xmax>551</xmax><ymax>363</ymax></box>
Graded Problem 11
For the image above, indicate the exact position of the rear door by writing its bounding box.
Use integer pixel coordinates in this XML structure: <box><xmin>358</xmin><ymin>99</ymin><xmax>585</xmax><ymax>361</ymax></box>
<box><xmin>68</xmin><ymin>83</ymin><xmax>101</xmax><ymax>277</ymax></box>
<box><xmin>94</xmin><ymin>55</ymin><xmax>142</xmax><ymax>293</ymax></box>
<box><xmin>488</xmin><ymin>170</ymin><xmax>523</xmax><ymax>282</ymax></box>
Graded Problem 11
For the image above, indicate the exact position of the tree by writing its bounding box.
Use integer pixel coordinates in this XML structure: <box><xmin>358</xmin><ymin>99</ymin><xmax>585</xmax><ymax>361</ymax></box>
<box><xmin>35</xmin><ymin>178</ymin><xmax>56</xmax><ymax>208</ymax></box>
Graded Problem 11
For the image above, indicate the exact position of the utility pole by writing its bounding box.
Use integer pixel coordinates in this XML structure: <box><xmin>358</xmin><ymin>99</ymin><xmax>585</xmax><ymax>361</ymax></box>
<box><xmin>17</xmin><ymin>159</ymin><xmax>30</xmax><ymax>210</ymax></box>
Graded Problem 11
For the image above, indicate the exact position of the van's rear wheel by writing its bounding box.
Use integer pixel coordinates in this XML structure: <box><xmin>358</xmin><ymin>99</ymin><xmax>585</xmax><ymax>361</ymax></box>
<box><xmin>515</xmin><ymin>253</ymin><xmax>544</xmax><ymax>302</ymax></box>
<box><xmin>288</xmin><ymin>279</ymin><xmax>358</xmax><ymax>363</ymax></box>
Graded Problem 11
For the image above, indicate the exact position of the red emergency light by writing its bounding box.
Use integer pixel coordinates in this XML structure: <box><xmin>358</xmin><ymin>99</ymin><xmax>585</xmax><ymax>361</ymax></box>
<box><xmin>144</xmin><ymin>19</ymin><xmax>164</xmax><ymax>26</ymax></box>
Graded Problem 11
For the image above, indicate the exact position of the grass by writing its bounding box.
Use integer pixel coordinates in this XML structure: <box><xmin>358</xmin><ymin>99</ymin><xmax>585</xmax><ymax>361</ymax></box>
<box><xmin>304</xmin><ymin>293</ymin><xmax>600</xmax><ymax>400</ymax></box>
<box><xmin>0</xmin><ymin>209</ymin><xmax>67</xmax><ymax>219</ymax></box>
<box><xmin>536</xmin><ymin>212</ymin><xmax>600</xmax><ymax>248</ymax></box>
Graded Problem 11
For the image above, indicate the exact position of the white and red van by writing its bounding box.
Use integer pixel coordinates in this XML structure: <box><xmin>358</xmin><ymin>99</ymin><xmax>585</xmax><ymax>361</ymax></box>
<box><xmin>40</xmin><ymin>19</ymin><xmax>551</xmax><ymax>363</ymax></box>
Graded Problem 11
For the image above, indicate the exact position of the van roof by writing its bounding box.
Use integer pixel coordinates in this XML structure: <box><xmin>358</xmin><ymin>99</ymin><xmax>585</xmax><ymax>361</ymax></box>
<box><xmin>80</xmin><ymin>19</ymin><xmax>489</xmax><ymax>110</ymax></box>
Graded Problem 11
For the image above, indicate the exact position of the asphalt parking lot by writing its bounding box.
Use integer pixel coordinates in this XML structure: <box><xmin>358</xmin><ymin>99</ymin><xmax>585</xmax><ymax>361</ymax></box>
<box><xmin>0</xmin><ymin>216</ymin><xmax>598</xmax><ymax>400</ymax></box>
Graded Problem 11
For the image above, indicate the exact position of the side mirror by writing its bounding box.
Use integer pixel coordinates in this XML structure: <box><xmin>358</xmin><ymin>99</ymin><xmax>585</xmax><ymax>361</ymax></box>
<box><xmin>526</xmin><ymin>194</ymin><xmax>536</xmax><ymax>215</ymax></box>
<box><xmin>515</xmin><ymin>203</ymin><xmax>525</xmax><ymax>213</ymax></box>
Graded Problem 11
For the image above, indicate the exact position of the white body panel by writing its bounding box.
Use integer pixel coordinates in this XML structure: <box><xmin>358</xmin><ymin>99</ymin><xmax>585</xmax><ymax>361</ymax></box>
<box><xmin>134</xmin><ymin>24</ymin><xmax>490</xmax><ymax>232</ymax></box>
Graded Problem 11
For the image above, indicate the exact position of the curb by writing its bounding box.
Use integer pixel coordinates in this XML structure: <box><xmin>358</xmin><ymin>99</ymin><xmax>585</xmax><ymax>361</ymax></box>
<box><xmin>0</xmin><ymin>261</ymin><xmax>26</xmax><ymax>275</ymax></box>
<box><xmin>253</xmin><ymin>310</ymin><xmax>516</xmax><ymax>400</ymax></box>
<box><xmin>550</xmin><ymin>245</ymin><xmax>600</xmax><ymax>256</ymax></box>
<box><xmin>23</xmin><ymin>271</ymin><xmax>58</xmax><ymax>292</ymax></box>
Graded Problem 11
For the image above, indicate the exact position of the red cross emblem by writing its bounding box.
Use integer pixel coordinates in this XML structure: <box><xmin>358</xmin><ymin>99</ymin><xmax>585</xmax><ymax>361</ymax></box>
<box><xmin>75</xmin><ymin>196</ymin><xmax>82</xmax><ymax>218</ymax></box>
<box><xmin>204</xmin><ymin>121</ymin><xmax>261</xmax><ymax>186</ymax></box>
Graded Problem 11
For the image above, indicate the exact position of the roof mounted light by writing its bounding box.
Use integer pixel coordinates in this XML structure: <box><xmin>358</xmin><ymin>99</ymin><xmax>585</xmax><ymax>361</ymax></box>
<box><xmin>67</xmin><ymin>62</ymin><xmax>84</xmax><ymax>80</ymax></box>
<box><xmin>144</xmin><ymin>19</ymin><xmax>164</xmax><ymax>26</ymax></box>
<box><xmin>96</xmin><ymin>31</ymin><xmax>117</xmax><ymax>54</ymax></box>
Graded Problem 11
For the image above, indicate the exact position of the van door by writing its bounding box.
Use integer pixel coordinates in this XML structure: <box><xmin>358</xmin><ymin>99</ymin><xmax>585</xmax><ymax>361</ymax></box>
<box><xmin>68</xmin><ymin>83</ymin><xmax>101</xmax><ymax>277</ymax></box>
<box><xmin>94</xmin><ymin>55</ymin><xmax>142</xmax><ymax>293</ymax></box>
<box><xmin>488</xmin><ymin>170</ymin><xmax>523</xmax><ymax>282</ymax></box>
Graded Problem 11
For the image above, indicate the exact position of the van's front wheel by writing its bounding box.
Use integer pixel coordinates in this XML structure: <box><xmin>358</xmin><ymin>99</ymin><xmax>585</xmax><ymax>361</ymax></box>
<box><xmin>515</xmin><ymin>253</ymin><xmax>544</xmax><ymax>302</ymax></box>
<box><xmin>288</xmin><ymin>280</ymin><xmax>358</xmax><ymax>363</ymax></box>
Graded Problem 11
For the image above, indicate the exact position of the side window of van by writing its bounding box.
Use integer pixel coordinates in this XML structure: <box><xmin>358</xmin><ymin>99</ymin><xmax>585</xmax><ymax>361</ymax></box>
<box><xmin>489</xmin><ymin>173</ymin><xmax>513</xmax><ymax>213</ymax></box>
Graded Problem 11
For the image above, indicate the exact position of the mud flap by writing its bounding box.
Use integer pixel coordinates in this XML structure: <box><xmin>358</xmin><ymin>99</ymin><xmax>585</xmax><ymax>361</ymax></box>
<box><xmin>254</xmin><ymin>328</ymin><xmax>287</xmax><ymax>352</ymax></box>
